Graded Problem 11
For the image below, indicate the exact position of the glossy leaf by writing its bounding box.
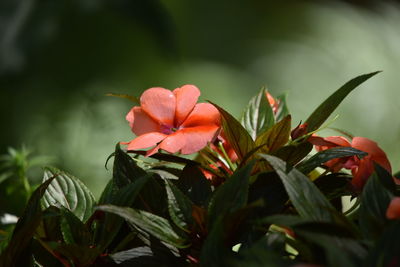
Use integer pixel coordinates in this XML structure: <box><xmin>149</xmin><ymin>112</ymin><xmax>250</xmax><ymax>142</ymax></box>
<box><xmin>0</xmin><ymin>177</ymin><xmax>56</xmax><ymax>267</ymax></box>
<box><xmin>305</xmin><ymin>71</ymin><xmax>380</xmax><ymax>132</ymax></box>
<box><xmin>208</xmin><ymin>161</ymin><xmax>254</xmax><ymax>227</ymax></box>
<box><xmin>42</xmin><ymin>167</ymin><xmax>95</xmax><ymax>222</ymax></box>
<box><xmin>297</xmin><ymin>147</ymin><xmax>367</xmax><ymax>174</ymax></box>
<box><xmin>255</xmin><ymin>115</ymin><xmax>291</xmax><ymax>153</ymax></box>
<box><xmin>261</xmin><ymin>154</ymin><xmax>336</xmax><ymax>222</ymax></box>
<box><xmin>165</xmin><ymin>179</ymin><xmax>194</xmax><ymax>232</ymax></box>
<box><xmin>240</xmin><ymin>87</ymin><xmax>275</xmax><ymax>140</ymax></box>
<box><xmin>211</xmin><ymin>102</ymin><xmax>255</xmax><ymax>161</ymax></box>
<box><xmin>97</xmin><ymin>205</ymin><xmax>188</xmax><ymax>248</ymax></box>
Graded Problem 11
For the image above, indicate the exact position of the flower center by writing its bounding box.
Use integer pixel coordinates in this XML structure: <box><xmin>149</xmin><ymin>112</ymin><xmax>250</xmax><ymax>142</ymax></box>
<box><xmin>161</xmin><ymin>124</ymin><xmax>179</xmax><ymax>135</ymax></box>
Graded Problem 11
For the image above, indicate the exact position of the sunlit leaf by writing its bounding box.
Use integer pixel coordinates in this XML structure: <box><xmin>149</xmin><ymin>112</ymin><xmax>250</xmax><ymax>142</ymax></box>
<box><xmin>42</xmin><ymin>167</ymin><xmax>95</xmax><ymax>222</ymax></box>
<box><xmin>240</xmin><ymin>87</ymin><xmax>275</xmax><ymax>140</ymax></box>
<box><xmin>275</xmin><ymin>93</ymin><xmax>290</xmax><ymax>122</ymax></box>
<box><xmin>305</xmin><ymin>71</ymin><xmax>380</xmax><ymax>132</ymax></box>
<box><xmin>255</xmin><ymin>115</ymin><xmax>291</xmax><ymax>153</ymax></box>
<box><xmin>211</xmin><ymin>102</ymin><xmax>255</xmax><ymax>161</ymax></box>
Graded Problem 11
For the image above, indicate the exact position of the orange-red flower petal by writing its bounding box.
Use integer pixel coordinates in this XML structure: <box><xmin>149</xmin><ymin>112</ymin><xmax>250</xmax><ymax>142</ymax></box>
<box><xmin>127</xmin><ymin>132</ymin><xmax>166</xmax><ymax>151</ymax></box>
<box><xmin>173</xmin><ymin>85</ymin><xmax>200</xmax><ymax>126</ymax></box>
<box><xmin>140</xmin><ymin>87</ymin><xmax>176</xmax><ymax>126</ymax></box>
<box><xmin>386</xmin><ymin>197</ymin><xmax>400</xmax><ymax>220</ymax></box>
<box><xmin>181</xmin><ymin>103</ymin><xmax>220</xmax><ymax>128</ymax></box>
<box><xmin>127</xmin><ymin>106</ymin><xmax>161</xmax><ymax>136</ymax></box>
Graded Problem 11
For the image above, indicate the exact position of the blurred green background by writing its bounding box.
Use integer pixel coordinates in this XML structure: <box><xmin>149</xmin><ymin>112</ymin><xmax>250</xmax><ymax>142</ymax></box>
<box><xmin>1</xmin><ymin>0</ymin><xmax>400</xmax><ymax>200</ymax></box>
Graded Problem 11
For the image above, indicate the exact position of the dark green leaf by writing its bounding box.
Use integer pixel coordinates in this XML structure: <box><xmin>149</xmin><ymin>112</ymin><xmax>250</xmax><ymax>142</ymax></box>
<box><xmin>114</xmin><ymin>143</ymin><xmax>147</xmax><ymax>188</ymax></box>
<box><xmin>128</xmin><ymin>150</ymin><xmax>200</xmax><ymax>166</ymax></box>
<box><xmin>231</xmin><ymin>236</ymin><xmax>291</xmax><ymax>267</ymax></box>
<box><xmin>42</xmin><ymin>167</ymin><xmax>95</xmax><ymax>222</ymax></box>
<box><xmin>273</xmin><ymin>141</ymin><xmax>313</xmax><ymax>166</ymax></box>
<box><xmin>295</xmin><ymin>231</ymin><xmax>364</xmax><ymax>267</ymax></box>
<box><xmin>175</xmin><ymin>164</ymin><xmax>212</xmax><ymax>207</ymax></box>
<box><xmin>359</xmin><ymin>167</ymin><xmax>393</xmax><ymax>240</ymax></box>
<box><xmin>255</xmin><ymin>115</ymin><xmax>291</xmax><ymax>153</ymax></box>
<box><xmin>97</xmin><ymin>205</ymin><xmax>188</xmax><ymax>248</ymax></box>
<box><xmin>364</xmin><ymin>221</ymin><xmax>400</xmax><ymax>267</ymax></box>
<box><xmin>305</xmin><ymin>71</ymin><xmax>380</xmax><ymax>132</ymax></box>
<box><xmin>200</xmin><ymin>217</ymin><xmax>234</xmax><ymax>267</ymax></box>
<box><xmin>60</xmin><ymin>208</ymin><xmax>92</xmax><ymax>245</ymax></box>
<box><xmin>297</xmin><ymin>147</ymin><xmax>367</xmax><ymax>174</ymax></box>
<box><xmin>240</xmin><ymin>87</ymin><xmax>275</xmax><ymax>140</ymax></box>
<box><xmin>0</xmin><ymin>176</ymin><xmax>56</xmax><ymax>267</ymax></box>
<box><xmin>261</xmin><ymin>154</ymin><xmax>335</xmax><ymax>222</ymax></box>
<box><xmin>165</xmin><ymin>179</ymin><xmax>194</xmax><ymax>232</ymax></box>
<box><xmin>208</xmin><ymin>161</ymin><xmax>254</xmax><ymax>228</ymax></box>
<box><xmin>313</xmin><ymin>173</ymin><xmax>352</xmax><ymax>200</ymax></box>
<box><xmin>211</xmin><ymin>102</ymin><xmax>255</xmax><ymax>161</ymax></box>
<box><xmin>95</xmin><ymin>174</ymin><xmax>151</xmax><ymax>249</ymax></box>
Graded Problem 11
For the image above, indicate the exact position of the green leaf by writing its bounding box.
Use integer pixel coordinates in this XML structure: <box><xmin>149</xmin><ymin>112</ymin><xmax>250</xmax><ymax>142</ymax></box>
<box><xmin>208</xmin><ymin>161</ymin><xmax>254</xmax><ymax>228</ymax></box>
<box><xmin>261</xmin><ymin>154</ymin><xmax>336</xmax><ymax>222</ymax></box>
<box><xmin>42</xmin><ymin>167</ymin><xmax>95</xmax><ymax>222</ymax></box>
<box><xmin>94</xmin><ymin>174</ymin><xmax>150</xmax><ymax>249</ymax></box>
<box><xmin>364</xmin><ymin>221</ymin><xmax>400</xmax><ymax>267</ymax></box>
<box><xmin>105</xmin><ymin>92</ymin><xmax>140</xmax><ymax>103</ymax></box>
<box><xmin>275</xmin><ymin>93</ymin><xmax>290</xmax><ymax>122</ymax></box>
<box><xmin>175</xmin><ymin>163</ymin><xmax>212</xmax><ymax>207</ymax></box>
<box><xmin>165</xmin><ymin>179</ymin><xmax>194</xmax><ymax>232</ymax></box>
<box><xmin>211</xmin><ymin>102</ymin><xmax>255</xmax><ymax>161</ymax></box>
<box><xmin>113</xmin><ymin>143</ymin><xmax>147</xmax><ymax>188</ymax></box>
<box><xmin>305</xmin><ymin>71</ymin><xmax>380</xmax><ymax>132</ymax></box>
<box><xmin>359</xmin><ymin>166</ymin><xmax>393</xmax><ymax>240</ymax></box>
<box><xmin>60</xmin><ymin>208</ymin><xmax>92</xmax><ymax>245</ymax></box>
<box><xmin>231</xmin><ymin>236</ymin><xmax>291</xmax><ymax>267</ymax></box>
<box><xmin>294</xmin><ymin>231</ymin><xmax>364</xmax><ymax>267</ymax></box>
<box><xmin>313</xmin><ymin>173</ymin><xmax>351</xmax><ymax>200</ymax></box>
<box><xmin>297</xmin><ymin>147</ymin><xmax>367</xmax><ymax>174</ymax></box>
<box><xmin>200</xmin><ymin>217</ymin><xmax>234</xmax><ymax>267</ymax></box>
<box><xmin>273</xmin><ymin>141</ymin><xmax>313</xmax><ymax>166</ymax></box>
<box><xmin>0</xmin><ymin>176</ymin><xmax>56</xmax><ymax>267</ymax></box>
<box><xmin>97</xmin><ymin>205</ymin><xmax>188</xmax><ymax>248</ymax></box>
<box><xmin>240</xmin><ymin>87</ymin><xmax>275</xmax><ymax>140</ymax></box>
<box><xmin>255</xmin><ymin>115</ymin><xmax>291</xmax><ymax>153</ymax></box>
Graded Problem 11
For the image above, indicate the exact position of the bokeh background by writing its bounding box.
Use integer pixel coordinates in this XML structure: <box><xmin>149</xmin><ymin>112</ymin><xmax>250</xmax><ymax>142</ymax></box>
<box><xmin>1</xmin><ymin>0</ymin><xmax>400</xmax><ymax>198</ymax></box>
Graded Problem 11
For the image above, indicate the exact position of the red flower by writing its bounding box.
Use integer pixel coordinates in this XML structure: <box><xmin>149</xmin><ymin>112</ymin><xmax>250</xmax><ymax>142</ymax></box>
<box><xmin>309</xmin><ymin>135</ymin><xmax>394</xmax><ymax>190</ymax></box>
<box><xmin>124</xmin><ymin>85</ymin><xmax>220</xmax><ymax>156</ymax></box>
<box><xmin>386</xmin><ymin>197</ymin><xmax>400</xmax><ymax>220</ymax></box>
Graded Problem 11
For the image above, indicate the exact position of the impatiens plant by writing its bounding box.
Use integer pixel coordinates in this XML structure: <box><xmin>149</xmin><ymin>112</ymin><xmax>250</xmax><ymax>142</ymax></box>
<box><xmin>1</xmin><ymin>72</ymin><xmax>400</xmax><ymax>267</ymax></box>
